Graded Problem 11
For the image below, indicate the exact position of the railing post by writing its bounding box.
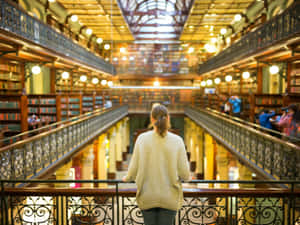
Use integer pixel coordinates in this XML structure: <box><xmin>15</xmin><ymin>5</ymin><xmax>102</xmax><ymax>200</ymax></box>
<box><xmin>116</xmin><ymin>182</ymin><xmax>120</xmax><ymax>225</ymax></box>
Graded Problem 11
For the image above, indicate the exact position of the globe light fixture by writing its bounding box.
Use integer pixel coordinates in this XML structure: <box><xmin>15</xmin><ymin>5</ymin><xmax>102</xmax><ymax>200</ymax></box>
<box><xmin>48</xmin><ymin>0</ymin><xmax>55</xmax><ymax>2</ymax></box>
<box><xmin>201</xmin><ymin>81</ymin><xmax>206</xmax><ymax>87</ymax></box>
<box><xmin>122</xmin><ymin>56</ymin><xmax>127</xmax><ymax>61</ymax></box>
<box><xmin>234</xmin><ymin>14</ymin><xmax>242</xmax><ymax>22</ymax></box>
<box><xmin>120</xmin><ymin>47</ymin><xmax>126</xmax><ymax>53</ymax></box>
<box><xmin>113</xmin><ymin>57</ymin><xmax>118</xmax><ymax>62</ymax></box>
<box><xmin>107</xmin><ymin>81</ymin><xmax>113</xmax><ymax>87</ymax></box>
<box><xmin>188</xmin><ymin>47</ymin><xmax>194</xmax><ymax>54</ymax></box>
<box><xmin>101</xmin><ymin>80</ymin><xmax>107</xmax><ymax>85</ymax></box>
<box><xmin>220</xmin><ymin>28</ymin><xmax>227</xmax><ymax>35</ymax></box>
<box><xmin>206</xmin><ymin>79</ymin><xmax>213</xmax><ymax>86</ymax></box>
<box><xmin>214</xmin><ymin>77</ymin><xmax>221</xmax><ymax>84</ymax></box>
<box><xmin>153</xmin><ymin>81</ymin><xmax>160</xmax><ymax>87</ymax></box>
<box><xmin>86</xmin><ymin>28</ymin><xmax>93</xmax><ymax>35</ymax></box>
<box><xmin>31</xmin><ymin>65</ymin><xmax>41</xmax><ymax>75</ymax></box>
<box><xmin>129</xmin><ymin>56</ymin><xmax>135</xmax><ymax>61</ymax></box>
<box><xmin>62</xmin><ymin>71</ymin><xmax>69</xmax><ymax>79</ymax></box>
<box><xmin>70</xmin><ymin>15</ymin><xmax>78</xmax><ymax>22</ymax></box>
<box><xmin>225</xmin><ymin>75</ymin><xmax>232</xmax><ymax>82</ymax></box>
<box><xmin>211</xmin><ymin>37</ymin><xmax>217</xmax><ymax>43</ymax></box>
<box><xmin>96</xmin><ymin>38</ymin><xmax>103</xmax><ymax>44</ymax></box>
<box><xmin>92</xmin><ymin>78</ymin><xmax>99</xmax><ymax>84</ymax></box>
<box><xmin>242</xmin><ymin>71</ymin><xmax>250</xmax><ymax>79</ymax></box>
<box><xmin>80</xmin><ymin>75</ymin><xmax>87</xmax><ymax>82</ymax></box>
<box><xmin>269</xmin><ymin>65</ymin><xmax>279</xmax><ymax>75</ymax></box>
<box><xmin>104</xmin><ymin>44</ymin><xmax>110</xmax><ymax>50</ymax></box>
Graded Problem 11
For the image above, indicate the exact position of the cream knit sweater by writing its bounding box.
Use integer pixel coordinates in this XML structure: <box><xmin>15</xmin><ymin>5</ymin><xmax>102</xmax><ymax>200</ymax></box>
<box><xmin>124</xmin><ymin>130</ymin><xmax>190</xmax><ymax>211</ymax></box>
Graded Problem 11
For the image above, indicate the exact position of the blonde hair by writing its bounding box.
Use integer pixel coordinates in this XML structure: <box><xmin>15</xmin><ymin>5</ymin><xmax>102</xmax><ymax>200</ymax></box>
<box><xmin>151</xmin><ymin>104</ymin><xmax>169</xmax><ymax>137</ymax></box>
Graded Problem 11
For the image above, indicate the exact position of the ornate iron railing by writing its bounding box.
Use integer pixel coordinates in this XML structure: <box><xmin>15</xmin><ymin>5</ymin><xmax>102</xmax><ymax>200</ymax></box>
<box><xmin>0</xmin><ymin>180</ymin><xmax>299</xmax><ymax>225</ymax></box>
<box><xmin>198</xmin><ymin>1</ymin><xmax>300</xmax><ymax>74</ymax></box>
<box><xmin>0</xmin><ymin>0</ymin><xmax>116</xmax><ymax>75</ymax></box>
<box><xmin>0</xmin><ymin>106</ymin><xmax>128</xmax><ymax>181</ymax></box>
<box><xmin>185</xmin><ymin>107</ymin><xmax>300</xmax><ymax>181</ymax></box>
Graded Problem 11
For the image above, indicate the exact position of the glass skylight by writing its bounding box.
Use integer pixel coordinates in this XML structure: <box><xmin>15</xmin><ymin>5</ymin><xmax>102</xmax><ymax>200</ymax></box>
<box><xmin>118</xmin><ymin>0</ymin><xmax>193</xmax><ymax>40</ymax></box>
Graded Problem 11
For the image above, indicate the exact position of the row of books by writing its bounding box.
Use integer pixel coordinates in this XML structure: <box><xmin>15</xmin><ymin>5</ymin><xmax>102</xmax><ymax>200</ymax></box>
<box><xmin>29</xmin><ymin>107</ymin><xmax>57</xmax><ymax>113</ymax></box>
<box><xmin>0</xmin><ymin>101</ymin><xmax>19</xmax><ymax>108</ymax></box>
<box><xmin>0</xmin><ymin>124</ymin><xmax>21</xmax><ymax>131</ymax></box>
<box><xmin>0</xmin><ymin>73</ymin><xmax>21</xmax><ymax>80</ymax></box>
<box><xmin>61</xmin><ymin>110</ymin><xmax>80</xmax><ymax>116</ymax></box>
<box><xmin>0</xmin><ymin>82</ymin><xmax>21</xmax><ymax>89</ymax></box>
<box><xmin>0</xmin><ymin>64</ymin><xmax>20</xmax><ymax>72</ymax></box>
<box><xmin>255</xmin><ymin>98</ymin><xmax>283</xmax><ymax>105</ymax></box>
<box><xmin>0</xmin><ymin>113</ymin><xmax>21</xmax><ymax>120</ymax></box>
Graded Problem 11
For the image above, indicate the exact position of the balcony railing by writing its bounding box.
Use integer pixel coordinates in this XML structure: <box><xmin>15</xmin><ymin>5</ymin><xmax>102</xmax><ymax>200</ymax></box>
<box><xmin>0</xmin><ymin>0</ymin><xmax>116</xmax><ymax>75</ymax></box>
<box><xmin>198</xmin><ymin>1</ymin><xmax>300</xmax><ymax>74</ymax></box>
<box><xmin>0</xmin><ymin>106</ymin><xmax>128</xmax><ymax>181</ymax></box>
<box><xmin>185</xmin><ymin>107</ymin><xmax>300</xmax><ymax>181</ymax></box>
<box><xmin>0</xmin><ymin>180</ymin><xmax>299</xmax><ymax>225</ymax></box>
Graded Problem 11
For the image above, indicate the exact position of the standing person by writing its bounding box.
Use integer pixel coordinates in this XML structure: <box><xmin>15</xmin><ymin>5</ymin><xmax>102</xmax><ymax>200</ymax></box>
<box><xmin>277</xmin><ymin>104</ymin><xmax>297</xmax><ymax>136</ymax></box>
<box><xmin>228</xmin><ymin>96</ymin><xmax>241</xmax><ymax>117</ymax></box>
<box><xmin>258</xmin><ymin>109</ymin><xmax>276</xmax><ymax>130</ymax></box>
<box><xmin>122</xmin><ymin>104</ymin><xmax>190</xmax><ymax>225</ymax></box>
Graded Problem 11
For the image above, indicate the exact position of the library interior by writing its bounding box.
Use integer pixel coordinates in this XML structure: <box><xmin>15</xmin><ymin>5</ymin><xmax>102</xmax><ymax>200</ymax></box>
<box><xmin>0</xmin><ymin>0</ymin><xmax>300</xmax><ymax>224</ymax></box>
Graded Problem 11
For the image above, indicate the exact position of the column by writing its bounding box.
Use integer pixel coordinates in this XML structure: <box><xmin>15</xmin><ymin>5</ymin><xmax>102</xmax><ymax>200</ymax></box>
<box><xmin>184</xmin><ymin>118</ymin><xmax>191</xmax><ymax>161</ymax></box>
<box><xmin>108</xmin><ymin>127</ymin><xmax>116</xmax><ymax>179</ymax></box>
<box><xmin>204</xmin><ymin>133</ymin><xmax>215</xmax><ymax>188</ymax></box>
<box><xmin>116</xmin><ymin>122</ymin><xmax>123</xmax><ymax>171</ymax></box>
<box><xmin>55</xmin><ymin>161</ymin><xmax>72</xmax><ymax>225</ymax></box>
<box><xmin>195</xmin><ymin>126</ymin><xmax>204</xmax><ymax>179</ymax></box>
<box><xmin>125</xmin><ymin>117</ymin><xmax>130</xmax><ymax>154</ymax></box>
<box><xmin>189</xmin><ymin>122</ymin><xmax>197</xmax><ymax>172</ymax></box>
<box><xmin>97</xmin><ymin>134</ymin><xmax>108</xmax><ymax>188</ymax></box>
<box><xmin>80</xmin><ymin>144</ymin><xmax>94</xmax><ymax>188</ymax></box>
<box><xmin>122</xmin><ymin>119</ymin><xmax>128</xmax><ymax>160</ymax></box>
<box><xmin>216</xmin><ymin>144</ymin><xmax>229</xmax><ymax>223</ymax></box>
<box><xmin>238</xmin><ymin>162</ymin><xmax>255</xmax><ymax>224</ymax></box>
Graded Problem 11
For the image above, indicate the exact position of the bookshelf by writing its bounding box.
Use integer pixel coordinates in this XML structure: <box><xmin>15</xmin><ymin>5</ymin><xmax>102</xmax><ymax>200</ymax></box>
<box><xmin>60</xmin><ymin>94</ymin><xmax>82</xmax><ymax>120</ymax></box>
<box><xmin>254</xmin><ymin>94</ymin><xmax>283</xmax><ymax>117</ymax></box>
<box><xmin>0</xmin><ymin>60</ymin><xmax>23</xmax><ymax>94</ymax></box>
<box><xmin>290</xmin><ymin>63</ymin><xmax>300</xmax><ymax>94</ymax></box>
<box><xmin>82</xmin><ymin>94</ymin><xmax>94</xmax><ymax>113</ymax></box>
<box><xmin>0</xmin><ymin>95</ymin><xmax>28</xmax><ymax>140</ymax></box>
<box><xmin>27</xmin><ymin>94</ymin><xmax>58</xmax><ymax>125</ymax></box>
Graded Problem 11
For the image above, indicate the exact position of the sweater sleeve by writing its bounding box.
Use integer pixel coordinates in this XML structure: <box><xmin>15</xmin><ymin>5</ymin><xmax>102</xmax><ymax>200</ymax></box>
<box><xmin>177</xmin><ymin>138</ymin><xmax>190</xmax><ymax>181</ymax></box>
<box><xmin>123</xmin><ymin>136</ymin><xmax>140</xmax><ymax>182</ymax></box>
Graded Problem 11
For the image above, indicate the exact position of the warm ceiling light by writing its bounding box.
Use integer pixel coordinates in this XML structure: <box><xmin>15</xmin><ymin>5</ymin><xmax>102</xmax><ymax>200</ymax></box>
<box><xmin>153</xmin><ymin>81</ymin><xmax>160</xmax><ymax>87</ymax></box>
<box><xmin>210</xmin><ymin>26</ymin><xmax>214</xmax><ymax>31</ymax></box>
<box><xmin>31</xmin><ymin>65</ymin><xmax>41</xmax><ymax>75</ymax></box>
<box><xmin>200</xmin><ymin>81</ymin><xmax>206</xmax><ymax>87</ymax></box>
<box><xmin>122</xmin><ymin>56</ymin><xmax>127</xmax><ymax>61</ymax></box>
<box><xmin>62</xmin><ymin>71</ymin><xmax>69</xmax><ymax>79</ymax></box>
<box><xmin>120</xmin><ymin>47</ymin><xmax>126</xmax><ymax>53</ymax></box>
<box><xmin>269</xmin><ymin>65</ymin><xmax>279</xmax><ymax>74</ymax></box>
<box><xmin>189</xmin><ymin>25</ymin><xmax>194</xmax><ymax>29</ymax></box>
<box><xmin>104</xmin><ymin>44</ymin><xmax>110</xmax><ymax>50</ymax></box>
<box><xmin>188</xmin><ymin>47</ymin><xmax>194</xmax><ymax>53</ymax></box>
<box><xmin>129</xmin><ymin>56</ymin><xmax>135</xmax><ymax>61</ymax></box>
<box><xmin>70</xmin><ymin>15</ymin><xmax>78</xmax><ymax>22</ymax></box>
<box><xmin>105</xmin><ymin>58</ymin><xmax>109</xmax><ymax>61</ymax></box>
<box><xmin>48</xmin><ymin>0</ymin><xmax>55</xmax><ymax>2</ymax></box>
<box><xmin>86</xmin><ymin>28</ymin><xmax>93</xmax><ymax>35</ymax></box>
<box><xmin>226</xmin><ymin>37</ymin><xmax>231</xmax><ymax>44</ymax></box>
<box><xmin>204</xmin><ymin>44</ymin><xmax>216</xmax><ymax>53</ymax></box>
<box><xmin>113</xmin><ymin>57</ymin><xmax>118</xmax><ymax>62</ymax></box>
<box><xmin>242</xmin><ymin>71</ymin><xmax>250</xmax><ymax>79</ymax></box>
<box><xmin>80</xmin><ymin>75</ymin><xmax>87</xmax><ymax>82</ymax></box>
<box><xmin>210</xmin><ymin>33</ymin><xmax>214</xmax><ymax>36</ymax></box>
<box><xmin>225</xmin><ymin>75</ymin><xmax>232</xmax><ymax>82</ymax></box>
<box><xmin>108</xmin><ymin>81</ymin><xmax>113</xmax><ymax>87</ymax></box>
<box><xmin>205</xmin><ymin>25</ymin><xmax>209</xmax><ymax>28</ymax></box>
<box><xmin>206</xmin><ymin>79</ymin><xmax>213</xmax><ymax>86</ymax></box>
<box><xmin>220</xmin><ymin>28</ymin><xmax>227</xmax><ymax>35</ymax></box>
<box><xmin>92</xmin><ymin>77</ymin><xmax>99</xmax><ymax>84</ymax></box>
<box><xmin>120</xmin><ymin>25</ymin><xmax>125</xmax><ymax>29</ymax></box>
<box><xmin>214</xmin><ymin>77</ymin><xmax>221</xmax><ymax>84</ymax></box>
<box><xmin>96</xmin><ymin>37</ymin><xmax>103</xmax><ymax>44</ymax></box>
<box><xmin>101</xmin><ymin>80</ymin><xmax>107</xmax><ymax>85</ymax></box>
<box><xmin>234</xmin><ymin>14</ymin><xmax>242</xmax><ymax>22</ymax></box>
<box><xmin>211</xmin><ymin>37</ymin><xmax>217</xmax><ymax>43</ymax></box>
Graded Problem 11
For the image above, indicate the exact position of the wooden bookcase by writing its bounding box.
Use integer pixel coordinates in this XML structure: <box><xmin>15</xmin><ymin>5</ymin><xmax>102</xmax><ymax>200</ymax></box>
<box><xmin>0</xmin><ymin>95</ymin><xmax>27</xmax><ymax>141</ymax></box>
<box><xmin>82</xmin><ymin>94</ymin><xmax>95</xmax><ymax>113</ymax></box>
<box><xmin>27</xmin><ymin>94</ymin><xmax>58</xmax><ymax>125</ymax></box>
<box><xmin>290</xmin><ymin>63</ymin><xmax>300</xmax><ymax>94</ymax></box>
<box><xmin>0</xmin><ymin>60</ymin><xmax>23</xmax><ymax>94</ymax></box>
<box><xmin>60</xmin><ymin>94</ymin><xmax>82</xmax><ymax>121</ymax></box>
